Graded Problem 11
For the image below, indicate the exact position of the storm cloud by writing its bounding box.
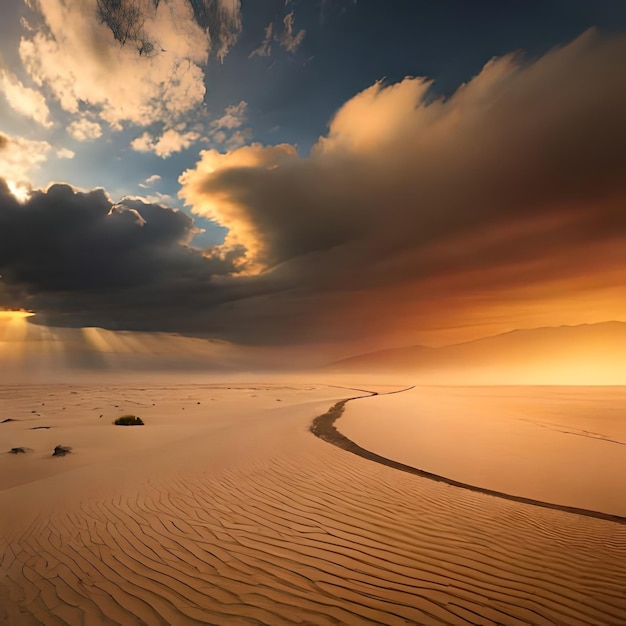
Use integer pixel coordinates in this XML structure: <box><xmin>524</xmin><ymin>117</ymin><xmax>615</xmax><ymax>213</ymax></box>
<box><xmin>0</xmin><ymin>181</ymin><xmax>243</xmax><ymax>332</ymax></box>
<box><xmin>2</xmin><ymin>30</ymin><xmax>626</xmax><ymax>348</ymax></box>
<box><xmin>179</xmin><ymin>30</ymin><xmax>626</xmax><ymax>343</ymax></box>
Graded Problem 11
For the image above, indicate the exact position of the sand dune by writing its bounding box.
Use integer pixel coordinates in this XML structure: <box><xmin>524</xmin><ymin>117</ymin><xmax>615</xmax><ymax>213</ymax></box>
<box><xmin>2</xmin><ymin>383</ymin><xmax>626</xmax><ymax>624</ymax></box>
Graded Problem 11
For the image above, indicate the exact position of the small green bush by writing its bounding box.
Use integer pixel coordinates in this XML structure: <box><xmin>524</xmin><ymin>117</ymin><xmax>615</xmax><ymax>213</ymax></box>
<box><xmin>113</xmin><ymin>415</ymin><xmax>144</xmax><ymax>426</ymax></box>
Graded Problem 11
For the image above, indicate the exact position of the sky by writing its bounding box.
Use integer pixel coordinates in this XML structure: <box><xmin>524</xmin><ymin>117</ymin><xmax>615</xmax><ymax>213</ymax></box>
<box><xmin>0</xmin><ymin>0</ymin><xmax>625</xmax><ymax>361</ymax></box>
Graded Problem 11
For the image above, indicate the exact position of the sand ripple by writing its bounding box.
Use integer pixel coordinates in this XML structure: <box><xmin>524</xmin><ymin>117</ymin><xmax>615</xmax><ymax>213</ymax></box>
<box><xmin>2</xmin><ymin>389</ymin><xmax>626</xmax><ymax>624</ymax></box>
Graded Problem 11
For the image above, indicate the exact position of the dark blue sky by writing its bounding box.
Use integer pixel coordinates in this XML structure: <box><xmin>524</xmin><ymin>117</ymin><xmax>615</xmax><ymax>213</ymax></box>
<box><xmin>209</xmin><ymin>0</ymin><xmax>626</xmax><ymax>153</ymax></box>
<box><xmin>1</xmin><ymin>0</ymin><xmax>625</xmax><ymax>247</ymax></box>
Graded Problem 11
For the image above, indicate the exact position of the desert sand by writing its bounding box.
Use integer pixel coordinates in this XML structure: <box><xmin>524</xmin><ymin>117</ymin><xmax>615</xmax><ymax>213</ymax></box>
<box><xmin>2</xmin><ymin>381</ymin><xmax>626</xmax><ymax>625</ymax></box>
<box><xmin>338</xmin><ymin>386</ymin><xmax>626</xmax><ymax>518</ymax></box>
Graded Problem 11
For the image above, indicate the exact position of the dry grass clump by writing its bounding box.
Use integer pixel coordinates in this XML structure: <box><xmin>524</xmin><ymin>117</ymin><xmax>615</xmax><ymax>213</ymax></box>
<box><xmin>113</xmin><ymin>415</ymin><xmax>144</xmax><ymax>426</ymax></box>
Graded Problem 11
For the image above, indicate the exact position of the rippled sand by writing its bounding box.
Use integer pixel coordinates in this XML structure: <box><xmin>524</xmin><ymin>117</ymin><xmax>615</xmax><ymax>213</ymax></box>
<box><xmin>1</xmin><ymin>383</ymin><xmax>625</xmax><ymax>625</ymax></box>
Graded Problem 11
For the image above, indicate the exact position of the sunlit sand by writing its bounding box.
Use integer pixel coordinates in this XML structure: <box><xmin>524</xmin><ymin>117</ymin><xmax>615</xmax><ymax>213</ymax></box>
<box><xmin>2</xmin><ymin>379</ymin><xmax>625</xmax><ymax>624</ymax></box>
<box><xmin>338</xmin><ymin>386</ymin><xmax>626</xmax><ymax>517</ymax></box>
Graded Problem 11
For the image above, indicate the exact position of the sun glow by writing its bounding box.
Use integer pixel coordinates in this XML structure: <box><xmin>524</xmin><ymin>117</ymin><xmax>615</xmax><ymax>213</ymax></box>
<box><xmin>0</xmin><ymin>310</ymin><xmax>34</xmax><ymax>320</ymax></box>
<box><xmin>0</xmin><ymin>310</ymin><xmax>36</xmax><ymax>355</ymax></box>
<box><xmin>6</xmin><ymin>180</ymin><xmax>31</xmax><ymax>203</ymax></box>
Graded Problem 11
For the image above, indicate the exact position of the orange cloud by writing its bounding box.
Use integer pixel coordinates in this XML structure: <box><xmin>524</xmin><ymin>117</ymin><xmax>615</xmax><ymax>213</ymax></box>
<box><xmin>1</xmin><ymin>30</ymin><xmax>626</xmax><ymax>352</ymax></box>
<box><xmin>178</xmin><ymin>30</ymin><xmax>626</xmax><ymax>346</ymax></box>
<box><xmin>179</xmin><ymin>143</ymin><xmax>298</xmax><ymax>270</ymax></box>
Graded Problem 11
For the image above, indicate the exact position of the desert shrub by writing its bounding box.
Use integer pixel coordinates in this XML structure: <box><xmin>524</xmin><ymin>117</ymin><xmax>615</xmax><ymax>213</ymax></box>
<box><xmin>113</xmin><ymin>415</ymin><xmax>144</xmax><ymax>426</ymax></box>
<box><xmin>53</xmin><ymin>445</ymin><xmax>72</xmax><ymax>457</ymax></box>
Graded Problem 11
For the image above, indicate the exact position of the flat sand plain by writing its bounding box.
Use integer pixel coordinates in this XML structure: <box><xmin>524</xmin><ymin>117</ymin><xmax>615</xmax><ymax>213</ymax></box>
<box><xmin>1</xmin><ymin>381</ymin><xmax>626</xmax><ymax>625</ymax></box>
<box><xmin>338</xmin><ymin>386</ymin><xmax>626</xmax><ymax>517</ymax></box>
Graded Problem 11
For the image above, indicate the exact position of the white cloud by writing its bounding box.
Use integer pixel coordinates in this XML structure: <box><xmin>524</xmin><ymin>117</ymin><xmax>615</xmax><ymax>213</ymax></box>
<box><xmin>17</xmin><ymin>0</ymin><xmax>240</xmax><ymax>132</ymax></box>
<box><xmin>211</xmin><ymin>100</ymin><xmax>247</xmax><ymax>130</ymax></box>
<box><xmin>0</xmin><ymin>132</ymin><xmax>51</xmax><ymax>200</ymax></box>
<box><xmin>280</xmin><ymin>12</ymin><xmax>305</xmax><ymax>54</ymax></box>
<box><xmin>206</xmin><ymin>101</ymin><xmax>251</xmax><ymax>147</ymax></box>
<box><xmin>213</xmin><ymin>0</ymin><xmax>243</xmax><ymax>63</ymax></box>
<box><xmin>19</xmin><ymin>17</ymin><xmax>35</xmax><ymax>32</ymax></box>
<box><xmin>249</xmin><ymin>11</ymin><xmax>305</xmax><ymax>59</ymax></box>
<box><xmin>0</xmin><ymin>68</ymin><xmax>52</xmax><ymax>127</ymax></box>
<box><xmin>56</xmin><ymin>148</ymin><xmax>75</xmax><ymax>159</ymax></box>
<box><xmin>67</xmin><ymin>118</ymin><xmax>103</xmax><ymax>141</ymax></box>
<box><xmin>131</xmin><ymin>129</ymin><xmax>200</xmax><ymax>158</ymax></box>
<box><xmin>249</xmin><ymin>22</ymin><xmax>273</xmax><ymax>58</ymax></box>
<box><xmin>225</xmin><ymin>128</ymin><xmax>252</xmax><ymax>148</ymax></box>
<box><xmin>142</xmin><ymin>191</ymin><xmax>174</xmax><ymax>204</ymax></box>
<box><xmin>130</xmin><ymin>132</ymin><xmax>154</xmax><ymax>154</ymax></box>
<box><xmin>138</xmin><ymin>174</ymin><xmax>162</xmax><ymax>189</ymax></box>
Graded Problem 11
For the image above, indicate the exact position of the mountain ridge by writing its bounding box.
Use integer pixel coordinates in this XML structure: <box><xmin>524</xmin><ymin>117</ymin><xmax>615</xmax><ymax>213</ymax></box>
<box><xmin>328</xmin><ymin>321</ymin><xmax>626</xmax><ymax>383</ymax></box>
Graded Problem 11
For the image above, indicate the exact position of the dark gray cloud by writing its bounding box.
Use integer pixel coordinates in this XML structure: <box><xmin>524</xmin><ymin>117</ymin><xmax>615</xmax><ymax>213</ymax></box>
<box><xmin>0</xmin><ymin>180</ymin><xmax>244</xmax><ymax>332</ymax></box>
<box><xmin>2</xmin><ymin>31</ymin><xmax>626</xmax><ymax>348</ymax></box>
<box><xmin>186</xmin><ymin>30</ymin><xmax>626</xmax><ymax>280</ymax></box>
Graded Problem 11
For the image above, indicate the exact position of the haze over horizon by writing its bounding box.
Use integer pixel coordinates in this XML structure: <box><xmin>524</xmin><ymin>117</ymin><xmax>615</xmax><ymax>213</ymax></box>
<box><xmin>2</xmin><ymin>311</ymin><xmax>626</xmax><ymax>384</ymax></box>
<box><xmin>0</xmin><ymin>0</ymin><xmax>625</xmax><ymax>366</ymax></box>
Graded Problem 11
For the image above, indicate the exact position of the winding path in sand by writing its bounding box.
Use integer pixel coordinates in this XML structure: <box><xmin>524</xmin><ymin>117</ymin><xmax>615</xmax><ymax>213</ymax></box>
<box><xmin>311</xmin><ymin>386</ymin><xmax>626</xmax><ymax>525</ymax></box>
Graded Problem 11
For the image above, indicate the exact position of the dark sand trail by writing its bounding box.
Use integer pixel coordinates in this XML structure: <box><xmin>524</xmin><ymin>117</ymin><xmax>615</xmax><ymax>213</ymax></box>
<box><xmin>311</xmin><ymin>386</ymin><xmax>626</xmax><ymax>525</ymax></box>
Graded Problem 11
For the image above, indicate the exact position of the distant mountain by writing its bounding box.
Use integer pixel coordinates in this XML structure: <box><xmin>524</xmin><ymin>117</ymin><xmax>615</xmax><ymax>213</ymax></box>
<box><xmin>328</xmin><ymin>322</ymin><xmax>626</xmax><ymax>384</ymax></box>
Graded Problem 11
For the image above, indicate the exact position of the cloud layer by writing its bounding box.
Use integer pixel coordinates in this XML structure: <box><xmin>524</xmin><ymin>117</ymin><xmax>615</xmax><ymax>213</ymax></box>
<box><xmin>2</xmin><ymin>31</ymin><xmax>626</xmax><ymax>351</ymax></box>
<box><xmin>180</xmin><ymin>30</ymin><xmax>626</xmax><ymax>342</ymax></box>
